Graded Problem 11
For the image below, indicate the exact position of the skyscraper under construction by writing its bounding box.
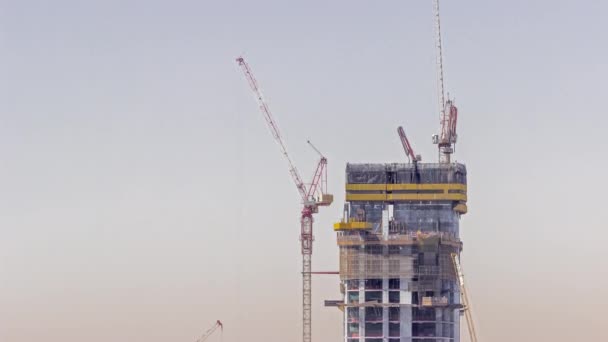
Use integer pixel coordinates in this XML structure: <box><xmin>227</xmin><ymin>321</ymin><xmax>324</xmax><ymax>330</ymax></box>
<box><xmin>333</xmin><ymin>162</ymin><xmax>467</xmax><ymax>341</ymax></box>
<box><xmin>330</xmin><ymin>0</ymin><xmax>471</xmax><ymax>339</ymax></box>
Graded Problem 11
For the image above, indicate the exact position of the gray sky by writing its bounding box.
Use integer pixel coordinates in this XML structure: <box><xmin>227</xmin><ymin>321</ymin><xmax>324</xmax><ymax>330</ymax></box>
<box><xmin>1</xmin><ymin>0</ymin><xmax>607</xmax><ymax>341</ymax></box>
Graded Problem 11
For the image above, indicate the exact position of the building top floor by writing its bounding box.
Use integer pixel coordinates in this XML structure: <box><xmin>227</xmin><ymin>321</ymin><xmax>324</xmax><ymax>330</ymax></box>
<box><xmin>346</xmin><ymin>162</ymin><xmax>467</xmax><ymax>185</ymax></box>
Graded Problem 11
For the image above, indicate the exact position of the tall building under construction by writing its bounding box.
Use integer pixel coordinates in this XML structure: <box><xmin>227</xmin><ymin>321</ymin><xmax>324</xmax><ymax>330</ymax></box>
<box><xmin>236</xmin><ymin>0</ymin><xmax>474</xmax><ymax>340</ymax></box>
<box><xmin>333</xmin><ymin>162</ymin><xmax>467</xmax><ymax>341</ymax></box>
<box><xmin>330</xmin><ymin>0</ymin><xmax>473</xmax><ymax>339</ymax></box>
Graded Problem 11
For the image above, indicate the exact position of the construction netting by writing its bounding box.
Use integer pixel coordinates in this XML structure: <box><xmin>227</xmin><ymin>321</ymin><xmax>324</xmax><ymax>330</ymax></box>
<box><xmin>338</xmin><ymin>234</ymin><xmax>459</xmax><ymax>287</ymax></box>
<box><xmin>339</xmin><ymin>245</ymin><xmax>414</xmax><ymax>281</ymax></box>
<box><xmin>393</xmin><ymin>203</ymin><xmax>460</xmax><ymax>235</ymax></box>
<box><xmin>346</xmin><ymin>163</ymin><xmax>467</xmax><ymax>185</ymax></box>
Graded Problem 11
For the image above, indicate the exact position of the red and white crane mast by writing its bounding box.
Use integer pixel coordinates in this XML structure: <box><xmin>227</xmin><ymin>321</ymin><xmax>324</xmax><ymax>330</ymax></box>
<box><xmin>236</xmin><ymin>56</ymin><xmax>332</xmax><ymax>342</ymax></box>
<box><xmin>432</xmin><ymin>0</ymin><xmax>459</xmax><ymax>163</ymax></box>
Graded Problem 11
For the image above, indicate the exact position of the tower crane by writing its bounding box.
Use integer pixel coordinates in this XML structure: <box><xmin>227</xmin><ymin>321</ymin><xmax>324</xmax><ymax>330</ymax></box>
<box><xmin>451</xmin><ymin>253</ymin><xmax>479</xmax><ymax>342</ymax></box>
<box><xmin>195</xmin><ymin>320</ymin><xmax>223</xmax><ymax>342</ymax></box>
<box><xmin>236</xmin><ymin>56</ymin><xmax>333</xmax><ymax>342</ymax></box>
<box><xmin>397</xmin><ymin>126</ymin><xmax>421</xmax><ymax>164</ymax></box>
<box><xmin>431</xmin><ymin>0</ymin><xmax>459</xmax><ymax>164</ymax></box>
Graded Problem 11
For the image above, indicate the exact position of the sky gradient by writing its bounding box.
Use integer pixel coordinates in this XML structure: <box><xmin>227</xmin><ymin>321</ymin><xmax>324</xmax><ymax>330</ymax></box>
<box><xmin>2</xmin><ymin>1</ymin><xmax>608</xmax><ymax>341</ymax></box>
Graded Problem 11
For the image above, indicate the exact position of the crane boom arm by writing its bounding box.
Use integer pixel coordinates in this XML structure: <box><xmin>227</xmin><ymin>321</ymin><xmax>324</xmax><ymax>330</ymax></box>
<box><xmin>397</xmin><ymin>126</ymin><xmax>418</xmax><ymax>163</ymax></box>
<box><xmin>196</xmin><ymin>320</ymin><xmax>223</xmax><ymax>342</ymax></box>
<box><xmin>434</xmin><ymin>0</ymin><xmax>446</xmax><ymax>121</ymax></box>
<box><xmin>236</xmin><ymin>56</ymin><xmax>308</xmax><ymax>200</ymax></box>
<box><xmin>451</xmin><ymin>253</ymin><xmax>479</xmax><ymax>342</ymax></box>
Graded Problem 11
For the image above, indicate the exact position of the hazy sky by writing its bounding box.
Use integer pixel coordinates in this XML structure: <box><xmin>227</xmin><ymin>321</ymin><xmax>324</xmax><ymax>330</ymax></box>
<box><xmin>2</xmin><ymin>1</ymin><xmax>607</xmax><ymax>341</ymax></box>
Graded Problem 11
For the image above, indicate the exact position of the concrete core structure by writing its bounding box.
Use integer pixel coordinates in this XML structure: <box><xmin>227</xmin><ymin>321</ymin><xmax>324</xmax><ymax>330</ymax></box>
<box><xmin>334</xmin><ymin>163</ymin><xmax>467</xmax><ymax>342</ymax></box>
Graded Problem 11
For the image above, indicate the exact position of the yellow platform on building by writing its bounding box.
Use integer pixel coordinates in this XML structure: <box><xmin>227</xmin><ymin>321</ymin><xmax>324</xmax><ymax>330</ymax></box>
<box><xmin>345</xmin><ymin>183</ymin><xmax>467</xmax><ymax>204</ymax></box>
<box><xmin>453</xmin><ymin>202</ymin><xmax>468</xmax><ymax>214</ymax></box>
<box><xmin>346</xmin><ymin>183</ymin><xmax>465</xmax><ymax>191</ymax></box>
<box><xmin>333</xmin><ymin>220</ymin><xmax>373</xmax><ymax>231</ymax></box>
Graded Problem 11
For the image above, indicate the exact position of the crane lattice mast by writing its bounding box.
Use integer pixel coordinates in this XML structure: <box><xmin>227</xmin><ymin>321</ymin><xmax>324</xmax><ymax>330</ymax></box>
<box><xmin>432</xmin><ymin>0</ymin><xmax>459</xmax><ymax>163</ymax></box>
<box><xmin>236</xmin><ymin>56</ymin><xmax>332</xmax><ymax>342</ymax></box>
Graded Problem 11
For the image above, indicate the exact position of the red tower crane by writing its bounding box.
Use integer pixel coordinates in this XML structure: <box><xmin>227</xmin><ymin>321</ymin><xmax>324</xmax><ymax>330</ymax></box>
<box><xmin>431</xmin><ymin>0</ymin><xmax>459</xmax><ymax>163</ymax></box>
<box><xmin>195</xmin><ymin>320</ymin><xmax>223</xmax><ymax>342</ymax></box>
<box><xmin>236</xmin><ymin>56</ymin><xmax>333</xmax><ymax>342</ymax></box>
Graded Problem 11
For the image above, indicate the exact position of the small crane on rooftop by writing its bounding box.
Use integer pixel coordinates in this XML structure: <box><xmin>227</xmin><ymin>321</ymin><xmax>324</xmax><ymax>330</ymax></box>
<box><xmin>236</xmin><ymin>56</ymin><xmax>333</xmax><ymax>342</ymax></box>
<box><xmin>397</xmin><ymin>126</ymin><xmax>421</xmax><ymax>165</ymax></box>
